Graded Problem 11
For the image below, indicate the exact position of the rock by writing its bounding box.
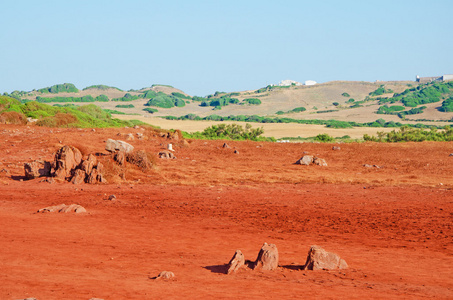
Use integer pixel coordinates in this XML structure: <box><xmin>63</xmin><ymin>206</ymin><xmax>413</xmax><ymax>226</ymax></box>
<box><xmin>227</xmin><ymin>250</ymin><xmax>245</xmax><ymax>274</ymax></box>
<box><xmin>24</xmin><ymin>162</ymin><xmax>40</xmax><ymax>179</ymax></box>
<box><xmin>37</xmin><ymin>203</ymin><xmax>67</xmax><ymax>213</ymax></box>
<box><xmin>38</xmin><ymin>203</ymin><xmax>86</xmax><ymax>213</ymax></box>
<box><xmin>234</xmin><ymin>150</ymin><xmax>239</xmax><ymax>154</ymax></box>
<box><xmin>156</xmin><ymin>271</ymin><xmax>175</xmax><ymax>280</ymax></box>
<box><xmin>71</xmin><ymin>169</ymin><xmax>86</xmax><ymax>185</ymax></box>
<box><xmin>254</xmin><ymin>243</ymin><xmax>279</xmax><ymax>270</ymax></box>
<box><xmin>52</xmin><ymin>146</ymin><xmax>83</xmax><ymax>179</ymax></box>
<box><xmin>126</xmin><ymin>133</ymin><xmax>135</xmax><ymax>141</ymax></box>
<box><xmin>108</xmin><ymin>195</ymin><xmax>116</xmax><ymax>201</ymax></box>
<box><xmin>159</xmin><ymin>150</ymin><xmax>176</xmax><ymax>159</ymax></box>
<box><xmin>86</xmin><ymin>168</ymin><xmax>100</xmax><ymax>184</ymax></box>
<box><xmin>80</xmin><ymin>154</ymin><xmax>97</xmax><ymax>175</ymax></box>
<box><xmin>59</xmin><ymin>204</ymin><xmax>87</xmax><ymax>213</ymax></box>
<box><xmin>136</xmin><ymin>132</ymin><xmax>144</xmax><ymax>140</ymax></box>
<box><xmin>303</xmin><ymin>245</ymin><xmax>348</xmax><ymax>271</ymax></box>
<box><xmin>296</xmin><ymin>155</ymin><xmax>314</xmax><ymax>165</ymax></box>
<box><xmin>313</xmin><ymin>157</ymin><xmax>328</xmax><ymax>166</ymax></box>
<box><xmin>105</xmin><ymin>139</ymin><xmax>134</xmax><ymax>153</ymax></box>
<box><xmin>223</xmin><ymin>143</ymin><xmax>230</xmax><ymax>148</ymax></box>
<box><xmin>114</xmin><ymin>151</ymin><xmax>126</xmax><ymax>165</ymax></box>
<box><xmin>332</xmin><ymin>146</ymin><xmax>341</xmax><ymax>150</ymax></box>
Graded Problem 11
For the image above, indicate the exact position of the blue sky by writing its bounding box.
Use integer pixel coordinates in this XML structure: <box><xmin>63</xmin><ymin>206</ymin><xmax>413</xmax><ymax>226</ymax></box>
<box><xmin>1</xmin><ymin>0</ymin><xmax>452</xmax><ymax>96</ymax></box>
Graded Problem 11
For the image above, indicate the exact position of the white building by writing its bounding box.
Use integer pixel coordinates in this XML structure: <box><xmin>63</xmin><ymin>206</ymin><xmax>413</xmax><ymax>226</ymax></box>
<box><xmin>304</xmin><ymin>80</ymin><xmax>317</xmax><ymax>86</ymax></box>
<box><xmin>278</xmin><ymin>79</ymin><xmax>303</xmax><ymax>86</ymax></box>
<box><xmin>442</xmin><ymin>74</ymin><xmax>453</xmax><ymax>81</ymax></box>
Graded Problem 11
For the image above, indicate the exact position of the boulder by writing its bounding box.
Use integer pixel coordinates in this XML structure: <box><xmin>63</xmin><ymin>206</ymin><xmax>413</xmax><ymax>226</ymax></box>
<box><xmin>105</xmin><ymin>139</ymin><xmax>134</xmax><ymax>153</ymax></box>
<box><xmin>53</xmin><ymin>146</ymin><xmax>82</xmax><ymax>179</ymax></box>
<box><xmin>313</xmin><ymin>157</ymin><xmax>328</xmax><ymax>166</ymax></box>
<box><xmin>332</xmin><ymin>146</ymin><xmax>341</xmax><ymax>150</ymax></box>
<box><xmin>296</xmin><ymin>155</ymin><xmax>314</xmax><ymax>165</ymax></box>
<box><xmin>37</xmin><ymin>204</ymin><xmax>86</xmax><ymax>213</ymax></box>
<box><xmin>126</xmin><ymin>133</ymin><xmax>135</xmax><ymax>141</ymax></box>
<box><xmin>227</xmin><ymin>250</ymin><xmax>245</xmax><ymax>274</ymax></box>
<box><xmin>156</xmin><ymin>271</ymin><xmax>175</xmax><ymax>280</ymax></box>
<box><xmin>23</xmin><ymin>162</ymin><xmax>42</xmax><ymax>179</ymax></box>
<box><xmin>71</xmin><ymin>169</ymin><xmax>86</xmax><ymax>185</ymax></box>
<box><xmin>303</xmin><ymin>245</ymin><xmax>348</xmax><ymax>271</ymax></box>
<box><xmin>223</xmin><ymin>143</ymin><xmax>230</xmax><ymax>148</ymax></box>
<box><xmin>254</xmin><ymin>243</ymin><xmax>279</xmax><ymax>271</ymax></box>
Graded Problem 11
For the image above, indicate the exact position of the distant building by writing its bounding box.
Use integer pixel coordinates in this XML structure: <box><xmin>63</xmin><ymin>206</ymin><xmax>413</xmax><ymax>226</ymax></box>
<box><xmin>304</xmin><ymin>80</ymin><xmax>317</xmax><ymax>86</ymax></box>
<box><xmin>416</xmin><ymin>74</ymin><xmax>453</xmax><ymax>83</ymax></box>
<box><xmin>278</xmin><ymin>79</ymin><xmax>303</xmax><ymax>86</ymax></box>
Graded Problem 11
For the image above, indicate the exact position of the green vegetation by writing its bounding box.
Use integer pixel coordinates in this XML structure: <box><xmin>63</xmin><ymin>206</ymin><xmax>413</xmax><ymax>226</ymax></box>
<box><xmin>103</xmin><ymin>109</ymin><xmax>126</xmax><ymax>115</ymax></box>
<box><xmin>115</xmin><ymin>104</ymin><xmax>134</xmax><ymax>108</ymax></box>
<box><xmin>171</xmin><ymin>92</ymin><xmax>191</xmax><ymax>100</ymax></box>
<box><xmin>3</xmin><ymin>90</ymin><xmax>31</xmax><ymax>101</ymax></box>
<box><xmin>364</xmin><ymin>126</ymin><xmax>453</xmax><ymax>142</ymax></box>
<box><xmin>199</xmin><ymin>96</ymin><xmax>239</xmax><ymax>109</ymax></box>
<box><xmin>347</xmin><ymin>98</ymin><xmax>355</xmax><ymax>103</ymax></box>
<box><xmin>35</xmin><ymin>95</ymin><xmax>107</xmax><ymax>103</ymax></box>
<box><xmin>95</xmin><ymin>94</ymin><xmax>109</xmax><ymax>102</ymax></box>
<box><xmin>0</xmin><ymin>96</ymin><xmax>142</xmax><ymax>128</ymax></box>
<box><xmin>276</xmin><ymin>107</ymin><xmax>306</xmax><ymax>115</ymax></box>
<box><xmin>243</xmin><ymin>98</ymin><xmax>262</xmax><ymax>105</ymax></box>
<box><xmin>38</xmin><ymin>83</ymin><xmax>78</xmax><ymax>94</ymax></box>
<box><xmin>439</xmin><ymin>96</ymin><xmax>453</xmax><ymax>112</ymax></box>
<box><xmin>369</xmin><ymin>85</ymin><xmax>394</xmax><ymax>96</ymax></box>
<box><xmin>378</xmin><ymin>81</ymin><xmax>453</xmax><ymax>108</ymax></box>
<box><xmin>376</xmin><ymin>105</ymin><xmax>405</xmax><ymax>114</ymax></box>
<box><xmin>183</xmin><ymin>123</ymin><xmax>273</xmax><ymax>142</ymax></box>
<box><xmin>151</xmin><ymin>84</ymin><xmax>173</xmax><ymax>88</ymax></box>
<box><xmin>83</xmin><ymin>85</ymin><xmax>122</xmax><ymax>91</ymax></box>
<box><xmin>144</xmin><ymin>91</ymin><xmax>186</xmax><ymax>108</ymax></box>
<box><xmin>143</xmin><ymin>108</ymin><xmax>158</xmax><ymax>114</ymax></box>
<box><xmin>314</xmin><ymin>133</ymin><xmax>335</xmax><ymax>142</ymax></box>
<box><xmin>112</xmin><ymin>93</ymin><xmax>141</xmax><ymax>102</ymax></box>
<box><xmin>164</xmin><ymin>114</ymin><xmax>421</xmax><ymax>129</ymax></box>
<box><xmin>342</xmin><ymin>92</ymin><xmax>350</xmax><ymax>97</ymax></box>
<box><xmin>332</xmin><ymin>102</ymin><xmax>339</xmax><ymax>106</ymax></box>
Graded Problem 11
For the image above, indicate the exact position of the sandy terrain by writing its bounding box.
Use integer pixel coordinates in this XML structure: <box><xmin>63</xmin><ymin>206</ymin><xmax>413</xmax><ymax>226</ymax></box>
<box><xmin>0</xmin><ymin>124</ymin><xmax>452</xmax><ymax>299</ymax></box>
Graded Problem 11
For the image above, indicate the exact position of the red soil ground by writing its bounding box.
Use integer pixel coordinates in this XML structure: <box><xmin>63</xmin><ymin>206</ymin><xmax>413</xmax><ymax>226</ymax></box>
<box><xmin>0</xmin><ymin>124</ymin><xmax>452</xmax><ymax>299</ymax></box>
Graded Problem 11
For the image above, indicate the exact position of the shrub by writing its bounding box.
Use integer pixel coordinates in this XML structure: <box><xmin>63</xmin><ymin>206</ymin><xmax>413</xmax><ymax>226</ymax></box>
<box><xmin>143</xmin><ymin>108</ymin><xmax>158</xmax><ymax>114</ymax></box>
<box><xmin>347</xmin><ymin>98</ymin><xmax>355</xmax><ymax>103</ymax></box>
<box><xmin>243</xmin><ymin>98</ymin><xmax>262</xmax><ymax>105</ymax></box>
<box><xmin>115</xmin><ymin>104</ymin><xmax>134</xmax><ymax>108</ymax></box>
<box><xmin>314</xmin><ymin>133</ymin><xmax>335</xmax><ymax>142</ymax></box>
<box><xmin>0</xmin><ymin>111</ymin><xmax>27</xmax><ymax>124</ymax></box>
<box><xmin>95</xmin><ymin>94</ymin><xmax>109</xmax><ymax>102</ymax></box>
<box><xmin>342</xmin><ymin>92</ymin><xmax>350</xmax><ymax>97</ymax></box>
<box><xmin>38</xmin><ymin>83</ymin><xmax>78</xmax><ymax>94</ymax></box>
<box><xmin>171</xmin><ymin>92</ymin><xmax>191</xmax><ymax>100</ymax></box>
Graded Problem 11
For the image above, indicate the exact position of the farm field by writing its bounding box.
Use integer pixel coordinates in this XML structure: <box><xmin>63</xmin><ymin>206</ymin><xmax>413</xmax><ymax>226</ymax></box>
<box><xmin>0</xmin><ymin>124</ymin><xmax>452</xmax><ymax>299</ymax></box>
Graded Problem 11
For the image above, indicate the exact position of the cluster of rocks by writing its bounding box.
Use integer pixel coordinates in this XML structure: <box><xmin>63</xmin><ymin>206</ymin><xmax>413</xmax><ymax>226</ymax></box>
<box><xmin>295</xmin><ymin>155</ymin><xmax>327</xmax><ymax>166</ymax></box>
<box><xmin>24</xmin><ymin>145</ymin><xmax>106</xmax><ymax>184</ymax></box>
<box><xmin>37</xmin><ymin>203</ymin><xmax>87</xmax><ymax>214</ymax></box>
<box><xmin>226</xmin><ymin>244</ymin><xmax>347</xmax><ymax>274</ymax></box>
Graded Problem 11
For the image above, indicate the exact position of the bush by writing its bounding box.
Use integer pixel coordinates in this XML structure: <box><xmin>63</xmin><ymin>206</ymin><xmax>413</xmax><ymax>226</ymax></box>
<box><xmin>38</xmin><ymin>83</ymin><xmax>79</xmax><ymax>94</ymax></box>
<box><xmin>0</xmin><ymin>111</ymin><xmax>27</xmax><ymax>124</ymax></box>
<box><xmin>115</xmin><ymin>104</ymin><xmax>134</xmax><ymax>108</ymax></box>
<box><xmin>347</xmin><ymin>98</ymin><xmax>355</xmax><ymax>103</ymax></box>
<box><xmin>143</xmin><ymin>108</ymin><xmax>158</xmax><ymax>114</ymax></box>
<box><xmin>369</xmin><ymin>85</ymin><xmax>394</xmax><ymax>96</ymax></box>
<box><xmin>95</xmin><ymin>94</ymin><xmax>109</xmax><ymax>102</ymax></box>
<box><xmin>186</xmin><ymin>123</ymin><xmax>271</xmax><ymax>141</ymax></box>
<box><xmin>243</xmin><ymin>98</ymin><xmax>262</xmax><ymax>105</ymax></box>
<box><xmin>171</xmin><ymin>92</ymin><xmax>191</xmax><ymax>100</ymax></box>
<box><xmin>314</xmin><ymin>133</ymin><xmax>335</xmax><ymax>142</ymax></box>
<box><xmin>83</xmin><ymin>85</ymin><xmax>122</xmax><ymax>91</ymax></box>
<box><xmin>342</xmin><ymin>92</ymin><xmax>350</xmax><ymax>97</ymax></box>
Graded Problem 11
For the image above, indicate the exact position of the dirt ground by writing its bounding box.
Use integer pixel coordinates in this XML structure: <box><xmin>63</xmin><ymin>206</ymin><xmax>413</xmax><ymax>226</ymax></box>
<box><xmin>0</xmin><ymin>124</ymin><xmax>452</xmax><ymax>299</ymax></box>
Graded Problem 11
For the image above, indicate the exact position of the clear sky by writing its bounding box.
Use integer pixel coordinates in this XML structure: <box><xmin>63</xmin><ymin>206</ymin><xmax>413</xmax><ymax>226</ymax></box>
<box><xmin>1</xmin><ymin>0</ymin><xmax>452</xmax><ymax>96</ymax></box>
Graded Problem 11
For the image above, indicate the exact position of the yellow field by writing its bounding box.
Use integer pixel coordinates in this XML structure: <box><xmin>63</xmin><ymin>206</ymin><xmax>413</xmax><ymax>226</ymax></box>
<box><xmin>115</xmin><ymin>115</ymin><xmax>396</xmax><ymax>139</ymax></box>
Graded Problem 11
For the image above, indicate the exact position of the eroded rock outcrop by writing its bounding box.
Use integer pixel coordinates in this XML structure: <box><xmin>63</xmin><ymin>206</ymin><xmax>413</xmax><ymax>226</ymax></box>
<box><xmin>296</xmin><ymin>155</ymin><xmax>327</xmax><ymax>166</ymax></box>
<box><xmin>105</xmin><ymin>139</ymin><xmax>134</xmax><ymax>153</ymax></box>
<box><xmin>24</xmin><ymin>161</ymin><xmax>51</xmax><ymax>179</ymax></box>
<box><xmin>52</xmin><ymin>145</ymin><xmax>83</xmax><ymax>179</ymax></box>
<box><xmin>254</xmin><ymin>242</ymin><xmax>279</xmax><ymax>270</ymax></box>
<box><xmin>227</xmin><ymin>250</ymin><xmax>245</xmax><ymax>274</ymax></box>
<box><xmin>303</xmin><ymin>245</ymin><xmax>348</xmax><ymax>270</ymax></box>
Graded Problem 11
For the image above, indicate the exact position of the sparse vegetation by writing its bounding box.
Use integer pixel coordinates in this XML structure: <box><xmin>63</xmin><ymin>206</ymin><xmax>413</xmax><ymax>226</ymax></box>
<box><xmin>83</xmin><ymin>85</ymin><xmax>122</xmax><ymax>91</ymax></box>
<box><xmin>369</xmin><ymin>85</ymin><xmax>394</xmax><ymax>96</ymax></box>
<box><xmin>243</xmin><ymin>98</ymin><xmax>262</xmax><ymax>105</ymax></box>
<box><xmin>115</xmin><ymin>104</ymin><xmax>134</xmax><ymax>108</ymax></box>
<box><xmin>183</xmin><ymin>123</ymin><xmax>273</xmax><ymax>141</ymax></box>
<box><xmin>364</xmin><ymin>126</ymin><xmax>453</xmax><ymax>142</ymax></box>
<box><xmin>143</xmin><ymin>108</ymin><xmax>158</xmax><ymax>114</ymax></box>
<box><xmin>314</xmin><ymin>133</ymin><xmax>335</xmax><ymax>142</ymax></box>
<box><xmin>342</xmin><ymin>92</ymin><xmax>350</xmax><ymax>97</ymax></box>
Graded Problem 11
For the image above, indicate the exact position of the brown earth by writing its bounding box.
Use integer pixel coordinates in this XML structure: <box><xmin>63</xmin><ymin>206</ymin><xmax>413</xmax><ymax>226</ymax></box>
<box><xmin>0</xmin><ymin>124</ymin><xmax>452</xmax><ymax>299</ymax></box>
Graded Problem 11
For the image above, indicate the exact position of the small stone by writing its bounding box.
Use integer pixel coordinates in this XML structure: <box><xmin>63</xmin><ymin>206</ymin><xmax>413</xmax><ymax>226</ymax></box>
<box><xmin>108</xmin><ymin>195</ymin><xmax>116</xmax><ymax>201</ymax></box>
<box><xmin>303</xmin><ymin>245</ymin><xmax>348</xmax><ymax>271</ymax></box>
<box><xmin>296</xmin><ymin>155</ymin><xmax>314</xmax><ymax>165</ymax></box>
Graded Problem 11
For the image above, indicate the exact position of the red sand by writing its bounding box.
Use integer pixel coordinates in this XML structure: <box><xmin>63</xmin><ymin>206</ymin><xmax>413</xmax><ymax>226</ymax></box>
<box><xmin>0</xmin><ymin>124</ymin><xmax>452</xmax><ymax>299</ymax></box>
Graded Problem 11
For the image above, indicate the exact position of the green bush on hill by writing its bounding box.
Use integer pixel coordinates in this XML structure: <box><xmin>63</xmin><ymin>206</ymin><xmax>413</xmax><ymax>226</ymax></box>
<box><xmin>115</xmin><ymin>104</ymin><xmax>134</xmax><ymax>108</ymax></box>
<box><xmin>184</xmin><ymin>123</ymin><xmax>273</xmax><ymax>142</ymax></box>
<box><xmin>342</xmin><ymin>92</ymin><xmax>350</xmax><ymax>97</ymax></box>
<box><xmin>376</xmin><ymin>105</ymin><xmax>405</xmax><ymax>114</ymax></box>
<box><xmin>112</xmin><ymin>93</ymin><xmax>141</xmax><ymax>102</ymax></box>
<box><xmin>83</xmin><ymin>85</ymin><xmax>122</xmax><ymax>91</ymax></box>
<box><xmin>243</xmin><ymin>98</ymin><xmax>262</xmax><ymax>105</ymax></box>
<box><xmin>144</xmin><ymin>91</ymin><xmax>186</xmax><ymax>108</ymax></box>
<box><xmin>143</xmin><ymin>108</ymin><xmax>158</xmax><ymax>114</ymax></box>
<box><xmin>439</xmin><ymin>96</ymin><xmax>453</xmax><ymax>112</ymax></box>
<box><xmin>38</xmin><ymin>83</ymin><xmax>79</xmax><ymax>94</ymax></box>
<box><xmin>364</xmin><ymin>126</ymin><xmax>453</xmax><ymax>142</ymax></box>
<box><xmin>36</xmin><ymin>95</ymin><xmax>100</xmax><ymax>103</ymax></box>
<box><xmin>171</xmin><ymin>92</ymin><xmax>191</xmax><ymax>100</ymax></box>
<box><xmin>369</xmin><ymin>85</ymin><xmax>394</xmax><ymax>96</ymax></box>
